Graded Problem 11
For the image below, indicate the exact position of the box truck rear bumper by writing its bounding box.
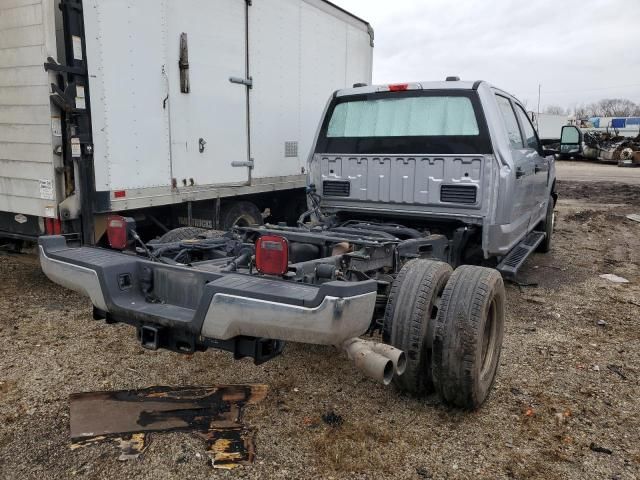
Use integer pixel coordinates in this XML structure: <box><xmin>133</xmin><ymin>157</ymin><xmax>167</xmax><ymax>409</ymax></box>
<box><xmin>37</xmin><ymin>236</ymin><xmax>377</xmax><ymax>350</ymax></box>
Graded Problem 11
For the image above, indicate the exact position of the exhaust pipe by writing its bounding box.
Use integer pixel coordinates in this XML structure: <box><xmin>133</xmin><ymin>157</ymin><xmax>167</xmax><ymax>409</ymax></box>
<box><xmin>342</xmin><ymin>338</ymin><xmax>405</xmax><ymax>385</ymax></box>
<box><xmin>370</xmin><ymin>343</ymin><xmax>407</xmax><ymax>376</ymax></box>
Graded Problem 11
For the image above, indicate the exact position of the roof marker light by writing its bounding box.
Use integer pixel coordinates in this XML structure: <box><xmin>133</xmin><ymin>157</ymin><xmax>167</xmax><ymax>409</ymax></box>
<box><xmin>388</xmin><ymin>83</ymin><xmax>409</xmax><ymax>92</ymax></box>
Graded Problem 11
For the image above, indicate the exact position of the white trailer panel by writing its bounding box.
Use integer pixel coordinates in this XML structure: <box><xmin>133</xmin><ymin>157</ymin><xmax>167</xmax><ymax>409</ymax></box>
<box><xmin>0</xmin><ymin>0</ymin><xmax>60</xmax><ymax>218</ymax></box>
<box><xmin>83</xmin><ymin>0</ymin><xmax>172</xmax><ymax>192</ymax></box>
<box><xmin>249</xmin><ymin>0</ymin><xmax>373</xmax><ymax>180</ymax></box>
<box><xmin>85</xmin><ymin>0</ymin><xmax>372</xmax><ymax>208</ymax></box>
<box><xmin>0</xmin><ymin>0</ymin><xmax>372</xmax><ymax>237</ymax></box>
<box><xmin>533</xmin><ymin>113</ymin><xmax>568</xmax><ymax>141</ymax></box>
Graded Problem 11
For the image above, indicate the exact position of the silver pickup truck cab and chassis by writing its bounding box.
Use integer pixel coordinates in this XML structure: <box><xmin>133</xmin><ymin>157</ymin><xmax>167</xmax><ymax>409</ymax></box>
<box><xmin>39</xmin><ymin>80</ymin><xmax>557</xmax><ymax>410</ymax></box>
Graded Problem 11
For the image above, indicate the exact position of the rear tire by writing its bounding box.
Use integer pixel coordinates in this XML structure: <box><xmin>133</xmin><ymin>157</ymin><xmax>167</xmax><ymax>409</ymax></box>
<box><xmin>220</xmin><ymin>201</ymin><xmax>263</xmax><ymax>229</ymax></box>
<box><xmin>384</xmin><ymin>259</ymin><xmax>452</xmax><ymax>396</ymax></box>
<box><xmin>432</xmin><ymin>265</ymin><xmax>505</xmax><ymax>410</ymax></box>
<box><xmin>157</xmin><ymin>227</ymin><xmax>207</xmax><ymax>243</ymax></box>
<box><xmin>537</xmin><ymin>195</ymin><xmax>555</xmax><ymax>253</ymax></box>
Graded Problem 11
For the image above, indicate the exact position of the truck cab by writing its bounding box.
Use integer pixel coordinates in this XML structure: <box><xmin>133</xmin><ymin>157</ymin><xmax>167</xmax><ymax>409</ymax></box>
<box><xmin>311</xmin><ymin>80</ymin><xmax>556</xmax><ymax>263</ymax></box>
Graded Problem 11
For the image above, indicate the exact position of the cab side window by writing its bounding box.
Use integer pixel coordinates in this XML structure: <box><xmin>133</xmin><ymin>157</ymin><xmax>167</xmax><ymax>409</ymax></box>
<box><xmin>495</xmin><ymin>95</ymin><xmax>523</xmax><ymax>149</ymax></box>
<box><xmin>514</xmin><ymin>105</ymin><xmax>540</xmax><ymax>150</ymax></box>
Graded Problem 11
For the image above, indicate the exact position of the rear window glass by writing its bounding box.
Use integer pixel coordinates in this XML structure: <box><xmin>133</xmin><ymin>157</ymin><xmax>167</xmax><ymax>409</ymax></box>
<box><xmin>327</xmin><ymin>96</ymin><xmax>479</xmax><ymax>137</ymax></box>
<box><xmin>316</xmin><ymin>91</ymin><xmax>491</xmax><ymax>155</ymax></box>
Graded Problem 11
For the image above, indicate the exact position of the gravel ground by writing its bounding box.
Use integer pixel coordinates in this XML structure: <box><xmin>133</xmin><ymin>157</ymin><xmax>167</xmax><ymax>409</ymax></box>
<box><xmin>0</xmin><ymin>180</ymin><xmax>639</xmax><ymax>480</ymax></box>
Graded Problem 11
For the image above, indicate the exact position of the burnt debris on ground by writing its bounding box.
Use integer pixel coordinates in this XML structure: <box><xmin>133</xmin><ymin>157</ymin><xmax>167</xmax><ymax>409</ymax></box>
<box><xmin>69</xmin><ymin>385</ymin><xmax>268</xmax><ymax>469</ymax></box>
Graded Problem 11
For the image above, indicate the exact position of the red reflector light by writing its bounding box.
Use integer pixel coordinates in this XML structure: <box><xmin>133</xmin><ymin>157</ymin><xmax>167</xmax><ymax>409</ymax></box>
<box><xmin>114</xmin><ymin>190</ymin><xmax>126</xmax><ymax>199</ymax></box>
<box><xmin>388</xmin><ymin>83</ymin><xmax>409</xmax><ymax>92</ymax></box>
<box><xmin>107</xmin><ymin>215</ymin><xmax>128</xmax><ymax>250</ymax></box>
<box><xmin>45</xmin><ymin>218</ymin><xmax>62</xmax><ymax>235</ymax></box>
<box><xmin>255</xmin><ymin>235</ymin><xmax>289</xmax><ymax>276</ymax></box>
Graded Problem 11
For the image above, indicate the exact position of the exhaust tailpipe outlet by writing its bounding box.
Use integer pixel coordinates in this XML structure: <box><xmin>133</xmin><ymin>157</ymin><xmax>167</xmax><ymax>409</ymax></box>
<box><xmin>370</xmin><ymin>343</ymin><xmax>407</xmax><ymax>376</ymax></box>
<box><xmin>342</xmin><ymin>338</ymin><xmax>394</xmax><ymax>385</ymax></box>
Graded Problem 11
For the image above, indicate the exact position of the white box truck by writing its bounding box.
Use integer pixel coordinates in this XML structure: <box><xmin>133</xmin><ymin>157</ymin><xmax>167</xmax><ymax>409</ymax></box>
<box><xmin>0</xmin><ymin>0</ymin><xmax>373</xmax><ymax>245</ymax></box>
<box><xmin>528</xmin><ymin>112</ymin><xmax>568</xmax><ymax>144</ymax></box>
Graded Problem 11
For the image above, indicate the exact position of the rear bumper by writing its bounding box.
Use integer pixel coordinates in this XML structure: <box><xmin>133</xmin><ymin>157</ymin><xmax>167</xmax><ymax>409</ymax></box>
<box><xmin>38</xmin><ymin>236</ymin><xmax>377</xmax><ymax>347</ymax></box>
<box><xmin>201</xmin><ymin>293</ymin><xmax>374</xmax><ymax>345</ymax></box>
<box><xmin>39</xmin><ymin>242</ymin><xmax>109</xmax><ymax>311</ymax></box>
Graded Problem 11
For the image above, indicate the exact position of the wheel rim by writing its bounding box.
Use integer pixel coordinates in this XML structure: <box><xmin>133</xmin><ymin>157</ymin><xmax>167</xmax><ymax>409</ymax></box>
<box><xmin>480</xmin><ymin>298</ymin><xmax>497</xmax><ymax>378</ymax></box>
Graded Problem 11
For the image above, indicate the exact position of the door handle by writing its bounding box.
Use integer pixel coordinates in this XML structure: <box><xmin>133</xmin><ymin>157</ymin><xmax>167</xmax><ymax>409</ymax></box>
<box><xmin>229</xmin><ymin>76</ymin><xmax>253</xmax><ymax>88</ymax></box>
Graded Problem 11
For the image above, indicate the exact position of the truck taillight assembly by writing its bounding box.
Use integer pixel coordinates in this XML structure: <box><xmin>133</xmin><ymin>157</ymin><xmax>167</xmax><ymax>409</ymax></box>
<box><xmin>44</xmin><ymin>218</ymin><xmax>62</xmax><ymax>235</ymax></box>
<box><xmin>255</xmin><ymin>235</ymin><xmax>289</xmax><ymax>276</ymax></box>
<box><xmin>107</xmin><ymin>215</ymin><xmax>134</xmax><ymax>250</ymax></box>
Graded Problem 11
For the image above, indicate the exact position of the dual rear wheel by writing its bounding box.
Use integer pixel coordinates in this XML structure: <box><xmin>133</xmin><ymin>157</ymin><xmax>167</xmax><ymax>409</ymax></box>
<box><xmin>384</xmin><ymin>259</ymin><xmax>505</xmax><ymax>410</ymax></box>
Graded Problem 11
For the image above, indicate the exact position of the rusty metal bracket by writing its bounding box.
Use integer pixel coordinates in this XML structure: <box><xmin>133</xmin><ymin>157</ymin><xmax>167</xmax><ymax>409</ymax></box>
<box><xmin>44</xmin><ymin>56</ymin><xmax>86</xmax><ymax>75</ymax></box>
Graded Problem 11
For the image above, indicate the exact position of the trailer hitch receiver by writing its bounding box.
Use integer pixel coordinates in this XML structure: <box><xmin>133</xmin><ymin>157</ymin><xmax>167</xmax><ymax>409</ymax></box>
<box><xmin>139</xmin><ymin>326</ymin><xmax>161</xmax><ymax>350</ymax></box>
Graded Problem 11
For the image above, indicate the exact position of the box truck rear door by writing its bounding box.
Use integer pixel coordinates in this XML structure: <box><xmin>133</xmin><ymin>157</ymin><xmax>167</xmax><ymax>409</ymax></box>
<box><xmin>166</xmin><ymin>0</ymin><xmax>250</xmax><ymax>187</ymax></box>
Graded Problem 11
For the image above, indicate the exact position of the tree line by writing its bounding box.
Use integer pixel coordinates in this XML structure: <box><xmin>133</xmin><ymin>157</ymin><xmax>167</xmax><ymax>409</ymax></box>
<box><xmin>543</xmin><ymin>98</ymin><xmax>640</xmax><ymax>118</ymax></box>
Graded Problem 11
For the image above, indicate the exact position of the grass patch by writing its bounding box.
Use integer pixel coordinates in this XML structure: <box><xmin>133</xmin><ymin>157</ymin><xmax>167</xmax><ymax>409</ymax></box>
<box><xmin>311</xmin><ymin>420</ymin><xmax>395</xmax><ymax>473</ymax></box>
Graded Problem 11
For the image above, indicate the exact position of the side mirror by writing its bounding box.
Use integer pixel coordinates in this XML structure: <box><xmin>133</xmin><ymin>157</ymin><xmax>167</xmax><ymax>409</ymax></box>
<box><xmin>560</xmin><ymin>125</ymin><xmax>583</xmax><ymax>155</ymax></box>
<box><xmin>542</xmin><ymin>148</ymin><xmax>558</xmax><ymax>157</ymax></box>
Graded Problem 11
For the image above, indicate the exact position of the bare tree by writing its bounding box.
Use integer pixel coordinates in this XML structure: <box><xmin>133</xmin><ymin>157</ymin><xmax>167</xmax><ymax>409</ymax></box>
<box><xmin>590</xmin><ymin>98</ymin><xmax>638</xmax><ymax>117</ymax></box>
<box><xmin>574</xmin><ymin>104</ymin><xmax>590</xmax><ymax>119</ymax></box>
<box><xmin>557</xmin><ymin>99</ymin><xmax>639</xmax><ymax>118</ymax></box>
<box><xmin>544</xmin><ymin>105</ymin><xmax>567</xmax><ymax>115</ymax></box>
<box><xmin>585</xmin><ymin>102</ymin><xmax>601</xmax><ymax>117</ymax></box>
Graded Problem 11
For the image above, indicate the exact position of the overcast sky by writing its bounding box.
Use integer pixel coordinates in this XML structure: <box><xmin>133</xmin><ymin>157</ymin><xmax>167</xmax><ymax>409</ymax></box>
<box><xmin>332</xmin><ymin>0</ymin><xmax>640</xmax><ymax>112</ymax></box>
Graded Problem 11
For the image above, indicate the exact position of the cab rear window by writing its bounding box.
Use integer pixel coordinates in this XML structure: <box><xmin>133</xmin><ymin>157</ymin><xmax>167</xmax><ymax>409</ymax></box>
<box><xmin>316</xmin><ymin>90</ymin><xmax>492</xmax><ymax>155</ymax></box>
<box><xmin>327</xmin><ymin>96</ymin><xmax>479</xmax><ymax>137</ymax></box>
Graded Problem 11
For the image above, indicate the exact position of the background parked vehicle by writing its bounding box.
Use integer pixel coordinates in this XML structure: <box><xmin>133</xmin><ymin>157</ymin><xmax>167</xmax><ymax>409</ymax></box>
<box><xmin>528</xmin><ymin>112</ymin><xmax>569</xmax><ymax>145</ymax></box>
<box><xmin>0</xmin><ymin>0</ymin><xmax>373</xmax><ymax>247</ymax></box>
<box><xmin>558</xmin><ymin>125</ymin><xmax>640</xmax><ymax>166</ymax></box>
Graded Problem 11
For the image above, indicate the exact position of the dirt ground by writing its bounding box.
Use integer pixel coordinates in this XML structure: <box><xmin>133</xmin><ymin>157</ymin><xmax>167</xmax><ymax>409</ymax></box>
<box><xmin>1</xmin><ymin>179</ymin><xmax>639</xmax><ymax>480</ymax></box>
<box><xmin>556</xmin><ymin>161</ymin><xmax>640</xmax><ymax>186</ymax></box>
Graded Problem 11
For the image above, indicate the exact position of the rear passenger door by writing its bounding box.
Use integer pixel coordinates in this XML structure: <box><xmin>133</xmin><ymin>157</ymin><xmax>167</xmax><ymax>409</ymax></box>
<box><xmin>495</xmin><ymin>95</ymin><xmax>535</xmax><ymax>238</ymax></box>
<box><xmin>513</xmin><ymin>104</ymin><xmax>549</xmax><ymax>226</ymax></box>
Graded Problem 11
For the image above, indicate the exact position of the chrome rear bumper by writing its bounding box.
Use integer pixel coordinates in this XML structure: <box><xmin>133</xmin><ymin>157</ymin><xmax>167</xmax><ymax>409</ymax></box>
<box><xmin>38</xmin><ymin>236</ymin><xmax>377</xmax><ymax>346</ymax></box>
